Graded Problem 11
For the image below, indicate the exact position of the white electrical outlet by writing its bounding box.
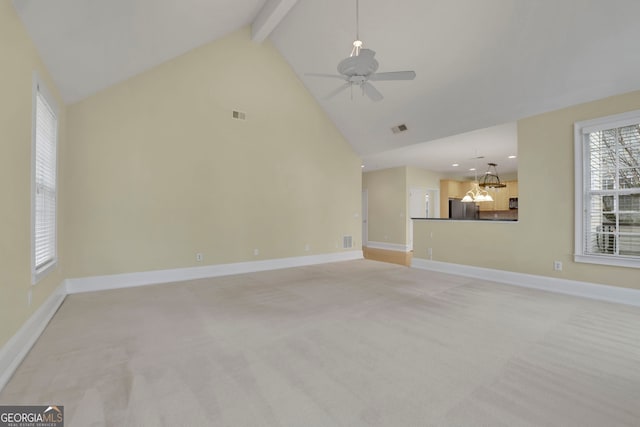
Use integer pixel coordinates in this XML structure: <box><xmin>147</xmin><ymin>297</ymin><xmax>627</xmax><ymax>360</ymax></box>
<box><xmin>305</xmin><ymin>244</ymin><xmax>310</xmax><ymax>252</ymax></box>
<box><xmin>254</xmin><ymin>248</ymin><xmax>259</xmax><ymax>256</ymax></box>
<box><xmin>554</xmin><ymin>261</ymin><xmax>563</xmax><ymax>271</ymax></box>
<box><xmin>27</xmin><ymin>289</ymin><xmax>32</xmax><ymax>307</ymax></box>
<box><xmin>196</xmin><ymin>253</ymin><xmax>203</xmax><ymax>262</ymax></box>
<box><xmin>427</xmin><ymin>248</ymin><xmax>433</xmax><ymax>259</ymax></box>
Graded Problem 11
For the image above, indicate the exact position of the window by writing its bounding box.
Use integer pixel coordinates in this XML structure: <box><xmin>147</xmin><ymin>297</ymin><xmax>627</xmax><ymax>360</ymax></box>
<box><xmin>32</xmin><ymin>77</ymin><xmax>58</xmax><ymax>283</ymax></box>
<box><xmin>574</xmin><ymin>110</ymin><xmax>640</xmax><ymax>268</ymax></box>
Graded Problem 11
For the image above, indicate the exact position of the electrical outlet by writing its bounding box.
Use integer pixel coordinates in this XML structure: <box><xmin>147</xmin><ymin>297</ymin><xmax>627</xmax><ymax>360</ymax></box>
<box><xmin>427</xmin><ymin>248</ymin><xmax>433</xmax><ymax>259</ymax></box>
<box><xmin>27</xmin><ymin>289</ymin><xmax>32</xmax><ymax>307</ymax></box>
<box><xmin>304</xmin><ymin>244</ymin><xmax>310</xmax><ymax>252</ymax></box>
<box><xmin>553</xmin><ymin>261</ymin><xmax>562</xmax><ymax>271</ymax></box>
<box><xmin>196</xmin><ymin>253</ymin><xmax>203</xmax><ymax>262</ymax></box>
<box><xmin>254</xmin><ymin>248</ymin><xmax>259</xmax><ymax>256</ymax></box>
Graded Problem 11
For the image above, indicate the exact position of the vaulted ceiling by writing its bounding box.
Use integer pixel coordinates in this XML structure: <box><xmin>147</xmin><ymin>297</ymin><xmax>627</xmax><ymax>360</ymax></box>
<box><xmin>13</xmin><ymin>0</ymin><xmax>640</xmax><ymax>175</ymax></box>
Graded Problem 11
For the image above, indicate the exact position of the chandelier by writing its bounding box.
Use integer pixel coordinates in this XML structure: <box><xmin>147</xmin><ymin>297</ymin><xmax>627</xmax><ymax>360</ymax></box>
<box><xmin>479</xmin><ymin>163</ymin><xmax>506</xmax><ymax>188</ymax></box>
<box><xmin>461</xmin><ymin>181</ymin><xmax>494</xmax><ymax>203</ymax></box>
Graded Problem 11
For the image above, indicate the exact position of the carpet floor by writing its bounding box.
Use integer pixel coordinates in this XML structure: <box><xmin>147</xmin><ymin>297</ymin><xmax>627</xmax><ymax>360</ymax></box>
<box><xmin>1</xmin><ymin>260</ymin><xmax>640</xmax><ymax>426</ymax></box>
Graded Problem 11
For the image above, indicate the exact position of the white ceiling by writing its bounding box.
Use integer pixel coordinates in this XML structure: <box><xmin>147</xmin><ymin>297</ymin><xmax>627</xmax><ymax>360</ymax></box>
<box><xmin>362</xmin><ymin>122</ymin><xmax>518</xmax><ymax>177</ymax></box>
<box><xmin>13</xmin><ymin>0</ymin><xmax>640</xmax><ymax>176</ymax></box>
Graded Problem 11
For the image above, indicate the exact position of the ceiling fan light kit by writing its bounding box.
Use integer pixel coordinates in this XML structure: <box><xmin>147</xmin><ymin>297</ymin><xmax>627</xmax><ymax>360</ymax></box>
<box><xmin>306</xmin><ymin>0</ymin><xmax>416</xmax><ymax>101</ymax></box>
<box><xmin>350</xmin><ymin>40</ymin><xmax>363</xmax><ymax>57</ymax></box>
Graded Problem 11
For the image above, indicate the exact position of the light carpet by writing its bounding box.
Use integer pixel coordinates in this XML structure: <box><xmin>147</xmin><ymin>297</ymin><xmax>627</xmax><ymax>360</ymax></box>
<box><xmin>1</xmin><ymin>260</ymin><xmax>640</xmax><ymax>426</ymax></box>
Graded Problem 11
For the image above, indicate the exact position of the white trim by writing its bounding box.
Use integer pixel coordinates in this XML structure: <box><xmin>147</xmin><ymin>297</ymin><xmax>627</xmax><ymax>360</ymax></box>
<box><xmin>574</xmin><ymin>253</ymin><xmax>640</xmax><ymax>269</ymax></box>
<box><xmin>30</xmin><ymin>74</ymin><xmax>37</xmax><ymax>284</ymax></box>
<box><xmin>2</xmin><ymin>252</ymin><xmax>638</xmax><ymax>394</ymax></box>
<box><xmin>364</xmin><ymin>241</ymin><xmax>411</xmax><ymax>252</ymax></box>
<box><xmin>411</xmin><ymin>258</ymin><xmax>640</xmax><ymax>307</ymax></box>
<box><xmin>66</xmin><ymin>251</ymin><xmax>363</xmax><ymax>294</ymax></box>
<box><xmin>574</xmin><ymin>110</ymin><xmax>640</xmax><ymax>269</ymax></box>
<box><xmin>362</xmin><ymin>190</ymin><xmax>368</xmax><ymax>246</ymax></box>
<box><xmin>1</xmin><ymin>252</ymin><xmax>363</xmax><ymax>391</ymax></box>
<box><xmin>251</xmin><ymin>0</ymin><xmax>300</xmax><ymax>43</ymax></box>
<box><xmin>0</xmin><ymin>281</ymin><xmax>66</xmax><ymax>391</ymax></box>
<box><xmin>574</xmin><ymin>119</ymin><xmax>585</xmax><ymax>265</ymax></box>
<box><xmin>31</xmin><ymin>72</ymin><xmax>59</xmax><ymax>284</ymax></box>
<box><xmin>578</xmin><ymin>108</ymin><xmax>640</xmax><ymax>134</ymax></box>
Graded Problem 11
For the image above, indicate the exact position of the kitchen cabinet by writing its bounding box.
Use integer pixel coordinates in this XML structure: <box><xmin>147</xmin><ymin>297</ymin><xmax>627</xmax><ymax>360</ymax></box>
<box><xmin>440</xmin><ymin>179</ymin><xmax>465</xmax><ymax>217</ymax></box>
<box><xmin>443</xmin><ymin>180</ymin><xmax>463</xmax><ymax>198</ymax></box>
<box><xmin>479</xmin><ymin>180</ymin><xmax>517</xmax><ymax>211</ymax></box>
<box><xmin>477</xmin><ymin>186</ymin><xmax>502</xmax><ymax>211</ymax></box>
<box><xmin>493</xmin><ymin>187</ymin><xmax>510</xmax><ymax>210</ymax></box>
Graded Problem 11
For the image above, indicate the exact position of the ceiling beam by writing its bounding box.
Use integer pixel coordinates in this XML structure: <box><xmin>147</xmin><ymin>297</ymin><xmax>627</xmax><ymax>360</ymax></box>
<box><xmin>251</xmin><ymin>0</ymin><xmax>299</xmax><ymax>43</ymax></box>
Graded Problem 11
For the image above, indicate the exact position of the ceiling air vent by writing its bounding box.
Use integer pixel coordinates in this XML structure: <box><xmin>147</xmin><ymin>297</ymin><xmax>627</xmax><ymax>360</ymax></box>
<box><xmin>232</xmin><ymin>110</ymin><xmax>246</xmax><ymax>120</ymax></box>
<box><xmin>391</xmin><ymin>124</ymin><xmax>408</xmax><ymax>134</ymax></box>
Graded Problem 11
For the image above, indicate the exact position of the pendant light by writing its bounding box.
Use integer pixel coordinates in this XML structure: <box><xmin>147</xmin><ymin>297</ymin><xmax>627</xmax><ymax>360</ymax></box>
<box><xmin>461</xmin><ymin>159</ymin><xmax>494</xmax><ymax>203</ymax></box>
<box><xmin>479</xmin><ymin>163</ymin><xmax>506</xmax><ymax>188</ymax></box>
<box><xmin>461</xmin><ymin>181</ymin><xmax>494</xmax><ymax>203</ymax></box>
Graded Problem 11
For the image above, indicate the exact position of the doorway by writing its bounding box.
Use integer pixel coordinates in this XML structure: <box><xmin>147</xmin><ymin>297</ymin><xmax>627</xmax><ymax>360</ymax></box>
<box><xmin>408</xmin><ymin>187</ymin><xmax>439</xmax><ymax>250</ymax></box>
<box><xmin>362</xmin><ymin>190</ymin><xmax>368</xmax><ymax>247</ymax></box>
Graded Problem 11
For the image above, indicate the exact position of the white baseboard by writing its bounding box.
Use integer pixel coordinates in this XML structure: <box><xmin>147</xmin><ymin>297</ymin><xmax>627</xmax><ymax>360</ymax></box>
<box><xmin>7</xmin><ymin>251</ymin><xmax>635</xmax><ymax>394</ymax></box>
<box><xmin>0</xmin><ymin>281</ymin><xmax>66</xmax><ymax>391</ymax></box>
<box><xmin>66</xmin><ymin>250</ymin><xmax>364</xmax><ymax>294</ymax></box>
<box><xmin>1</xmin><ymin>251</ymin><xmax>363</xmax><ymax>392</ymax></box>
<box><xmin>365</xmin><ymin>241</ymin><xmax>411</xmax><ymax>252</ymax></box>
<box><xmin>411</xmin><ymin>258</ymin><xmax>640</xmax><ymax>307</ymax></box>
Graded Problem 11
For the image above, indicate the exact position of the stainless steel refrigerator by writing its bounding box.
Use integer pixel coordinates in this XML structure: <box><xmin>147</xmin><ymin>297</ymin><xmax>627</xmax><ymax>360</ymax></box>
<box><xmin>449</xmin><ymin>199</ymin><xmax>479</xmax><ymax>220</ymax></box>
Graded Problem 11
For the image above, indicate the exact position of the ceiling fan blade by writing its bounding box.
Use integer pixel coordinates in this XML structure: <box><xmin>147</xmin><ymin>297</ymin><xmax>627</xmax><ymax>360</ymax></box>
<box><xmin>370</xmin><ymin>71</ymin><xmax>416</xmax><ymax>81</ymax></box>
<box><xmin>362</xmin><ymin>82</ymin><xmax>383</xmax><ymax>102</ymax></box>
<box><xmin>325</xmin><ymin>82</ymin><xmax>352</xmax><ymax>99</ymax></box>
<box><xmin>305</xmin><ymin>73</ymin><xmax>347</xmax><ymax>80</ymax></box>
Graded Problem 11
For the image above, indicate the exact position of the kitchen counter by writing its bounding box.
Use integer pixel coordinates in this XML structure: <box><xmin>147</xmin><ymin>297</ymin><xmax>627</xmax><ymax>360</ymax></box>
<box><xmin>479</xmin><ymin>209</ymin><xmax>518</xmax><ymax>220</ymax></box>
<box><xmin>411</xmin><ymin>217</ymin><xmax>518</xmax><ymax>222</ymax></box>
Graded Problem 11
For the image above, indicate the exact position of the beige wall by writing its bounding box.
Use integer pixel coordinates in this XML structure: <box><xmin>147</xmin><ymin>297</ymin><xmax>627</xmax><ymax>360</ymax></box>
<box><xmin>406</xmin><ymin>166</ymin><xmax>441</xmax><ymax>189</ymax></box>
<box><xmin>363</xmin><ymin>166</ymin><xmax>443</xmax><ymax>247</ymax></box>
<box><xmin>0</xmin><ymin>2</ymin><xmax>67</xmax><ymax>348</ymax></box>
<box><xmin>63</xmin><ymin>27</ymin><xmax>361</xmax><ymax>278</ymax></box>
<box><xmin>413</xmin><ymin>90</ymin><xmax>640</xmax><ymax>289</ymax></box>
<box><xmin>362</xmin><ymin>167</ymin><xmax>407</xmax><ymax>246</ymax></box>
<box><xmin>406</xmin><ymin>166</ymin><xmax>442</xmax><ymax>243</ymax></box>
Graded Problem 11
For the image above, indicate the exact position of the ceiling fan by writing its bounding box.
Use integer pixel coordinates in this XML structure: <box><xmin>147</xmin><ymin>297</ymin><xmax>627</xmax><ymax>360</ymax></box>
<box><xmin>307</xmin><ymin>0</ymin><xmax>416</xmax><ymax>102</ymax></box>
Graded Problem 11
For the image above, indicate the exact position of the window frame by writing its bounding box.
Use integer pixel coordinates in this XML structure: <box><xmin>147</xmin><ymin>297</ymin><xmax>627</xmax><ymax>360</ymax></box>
<box><xmin>574</xmin><ymin>109</ymin><xmax>640</xmax><ymax>269</ymax></box>
<box><xmin>31</xmin><ymin>74</ymin><xmax>59</xmax><ymax>284</ymax></box>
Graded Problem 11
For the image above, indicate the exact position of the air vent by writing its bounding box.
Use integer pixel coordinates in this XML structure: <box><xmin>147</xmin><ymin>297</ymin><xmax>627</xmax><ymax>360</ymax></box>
<box><xmin>232</xmin><ymin>110</ymin><xmax>246</xmax><ymax>120</ymax></box>
<box><xmin>391</xmin><ymin>124</ymin><xmax>408</xmax><ymax>134</ymax></box>
<box><xmin>343</xmin><ymin>235</ymin><xmax>353</xmax><ymax>249</ymax></box>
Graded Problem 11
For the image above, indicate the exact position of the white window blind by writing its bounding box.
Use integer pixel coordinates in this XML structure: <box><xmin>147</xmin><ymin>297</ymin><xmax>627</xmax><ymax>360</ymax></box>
<box><xmin>574</xmin><ymin>110</ymin><xmax>640</xmax><ymax>268</ymax></box>
<box><xmin>32</xmin><ymin>81</ymin><xmax>58</xmax><ymax>282</ymax></box>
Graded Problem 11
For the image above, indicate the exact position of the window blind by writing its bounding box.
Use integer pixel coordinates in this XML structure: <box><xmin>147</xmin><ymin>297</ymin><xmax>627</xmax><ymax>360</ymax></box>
<box><xmin>577</xmin><ymin>115</ymin><xmax>640</xmax><ymax>266</ymax></box>
<box><xmin>33</xmin><ymin>84</ymin><xmax>58</xmax><ymax>275</ymax></box>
